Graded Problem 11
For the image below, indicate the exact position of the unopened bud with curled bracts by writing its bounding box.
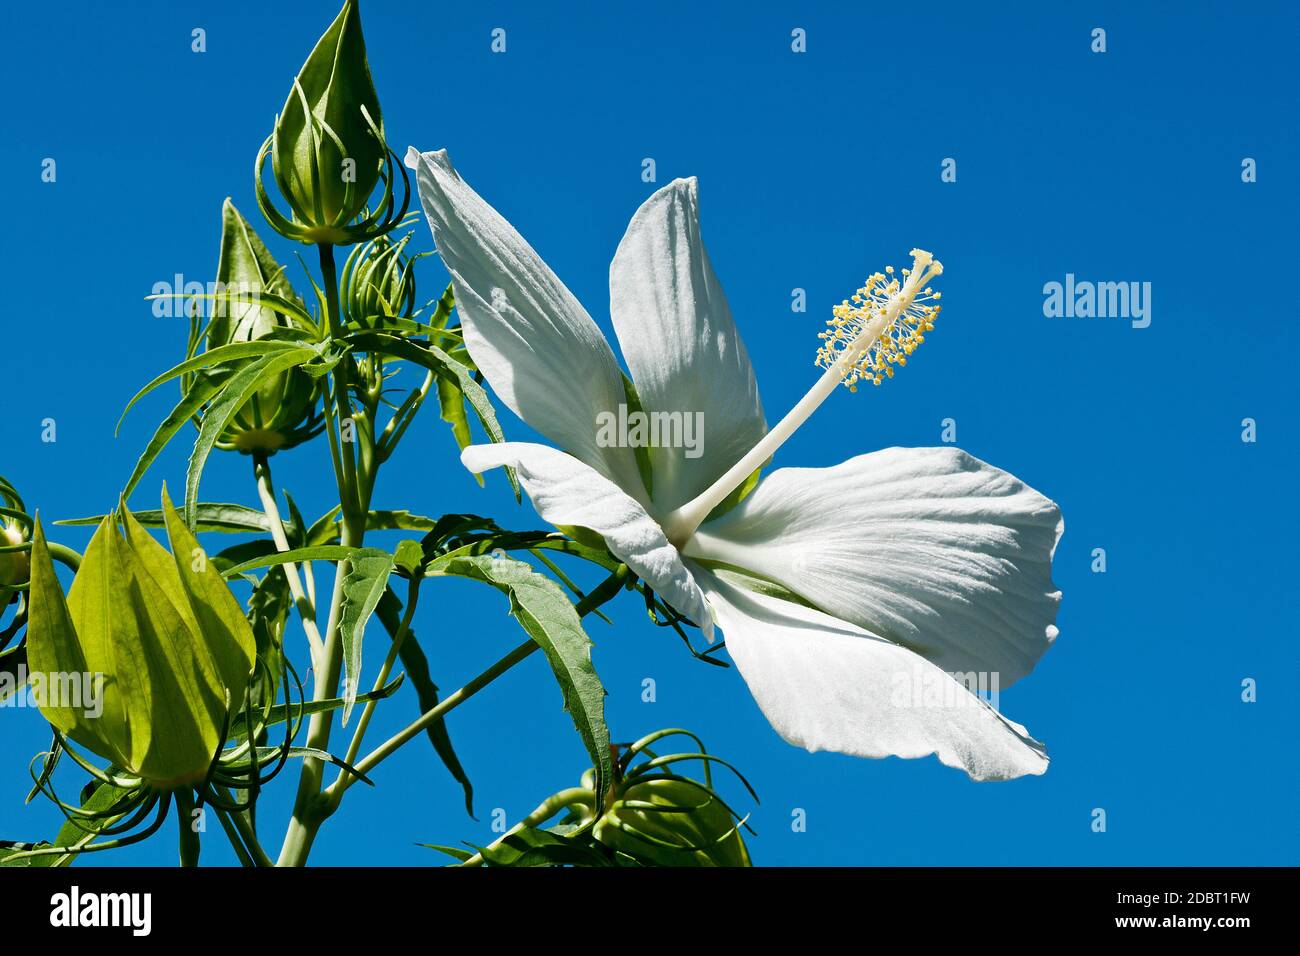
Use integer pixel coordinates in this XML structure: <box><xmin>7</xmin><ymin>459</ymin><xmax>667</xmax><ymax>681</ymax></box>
<box><xmin>9</xmin><ymin>487</ymin><xmax>381</xmax><ymax>864</ymax></box>
<box><xmin>0</xmin><ymin>475</ymin><xmax>32</xmax><ymax>593</ymax></box>
<box><xmin>341</xmin><ymin>232</ymin><xmax>425</xmax><ymax>329</ymax></box>
<box><xmin>439</xmin><ymin>729</ymin><xmax>755</xmax><ymax>867</ymax></box>
<box><xmin>255</xmin><ymin>0</ymin><xmax>409</xmax><ymax>246</ymax></box>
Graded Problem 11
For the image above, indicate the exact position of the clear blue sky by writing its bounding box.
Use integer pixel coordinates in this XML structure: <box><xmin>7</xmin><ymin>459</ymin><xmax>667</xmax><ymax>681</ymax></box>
<box><xmin>1</xmin><ymin>1</ymin><xmax>1296</xmax><ymax>865</ymax></box>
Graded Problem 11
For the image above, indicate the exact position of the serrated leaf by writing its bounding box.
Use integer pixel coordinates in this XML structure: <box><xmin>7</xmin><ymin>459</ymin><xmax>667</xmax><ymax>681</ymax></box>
<box><xmin>435</xmin><ymin>555</ymin><xmax>612</xmax><ymax>802</ymax></box>
<box><xmin>338</xmin><ymin>548</ymin><xmax>395</xmax><ymax>724</ymax></box>
<box><xmin>221</xmin><ymin>544</ymin><xmax>360</xmax><ymax>578</ymax></box>
<box><xmin>59</xmin><ymin>503</ymin><xmax>280</xmax><ymax>536</ymax></box>
<box><xmin>376</xmin><ymin>587</ymin><xmax>473</xmax><ymax>816</ymax></box>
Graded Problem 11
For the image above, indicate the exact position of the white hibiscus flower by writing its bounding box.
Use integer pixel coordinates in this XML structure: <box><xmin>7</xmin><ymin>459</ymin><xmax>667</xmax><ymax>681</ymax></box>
<box><xmin>407</xmin><ymin>147</ymin><xmax>1063</xmax><ymax>781</ymax></box>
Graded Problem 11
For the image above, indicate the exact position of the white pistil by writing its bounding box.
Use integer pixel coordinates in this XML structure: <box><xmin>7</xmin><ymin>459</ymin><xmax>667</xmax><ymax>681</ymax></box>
<box><xmin>661</xmin><ymin>249</ymin><xmax>942</xmax><ymax>549</ymax></box>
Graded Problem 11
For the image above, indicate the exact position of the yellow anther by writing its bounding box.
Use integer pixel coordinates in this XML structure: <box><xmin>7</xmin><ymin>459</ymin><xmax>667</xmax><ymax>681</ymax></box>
<box><xmin>815</xmin><ymin>248</ymin><xmax>943</xmax><ymax>389</ymax></box>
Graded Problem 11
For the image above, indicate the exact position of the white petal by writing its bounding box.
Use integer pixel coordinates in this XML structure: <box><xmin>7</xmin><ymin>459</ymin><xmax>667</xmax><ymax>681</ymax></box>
<box><xmin>696</xmin><ymin>568</ymin><xmax>1049</xmax><ymax>781</ymax></box>
<box><xmin>688</xmin><ymin>447</ymin><xmax>1063</xmax><ymax>686</ymax></box>
<box><xmin>407</xmin><ymin>147</ymin><xmax>644</xmax><ymax>496</ymax></box>
<box><xmin>609</xmin><ymin>178</ymin><xmax>766</xmax><ymax>512</ymax></box>
<box><xmin>461</xmin><ymin>442</ymin><xmax>712</xmax><ymax>638</ymax></box>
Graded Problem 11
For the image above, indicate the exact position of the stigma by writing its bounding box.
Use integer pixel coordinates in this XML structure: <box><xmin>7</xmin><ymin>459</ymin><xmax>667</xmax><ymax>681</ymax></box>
<box><xmin>816</xmin><ymin>248</ymin><xmax>943</xmax><ymax>391</ymax></box>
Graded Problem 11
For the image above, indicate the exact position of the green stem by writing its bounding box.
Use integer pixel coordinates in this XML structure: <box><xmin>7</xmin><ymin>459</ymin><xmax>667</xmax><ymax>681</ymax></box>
<box><xmin>459</xmin><ymin>787</ymin><xmax>595</xmax><ymax>867</ymax></box>
<box><xmin>214</xmin><ymin>806</ymin><xmax>255</xmax><ymax>868</ymax></box>
<box><xmin>278</xmin><ymin>243</ymin><xmax>376</xmax><ymax>867</ymax></box>
<box><xmin>215</xmin><ymin>785</ymin><xmax>273</xmax><ymax>868</ymax></box>
<box><xmin>175</xmin><ymin>789</ymin><xmax>201</xmax><ymax>867</ymax></box>
<box><xmin>45</xmin><ymin>542</ymin><xmax>82</xmax><ymax>572</ymax></box>
<box><xmin>251</xmin><ymin>451</ymin><xmax>324</xmax><ymax>659</ymax></box>
<box><xmin>318</xmin><ymin>242</ymin><xmax>360</xmax><ymax>524</ymax></box>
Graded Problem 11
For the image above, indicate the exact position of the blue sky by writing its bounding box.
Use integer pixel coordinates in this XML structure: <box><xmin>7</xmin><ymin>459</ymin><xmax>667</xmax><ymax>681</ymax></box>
<box><xmin>1</xmin><ymin>0</ymin><xmax>1296</xmax><ymax>865</ymax></box>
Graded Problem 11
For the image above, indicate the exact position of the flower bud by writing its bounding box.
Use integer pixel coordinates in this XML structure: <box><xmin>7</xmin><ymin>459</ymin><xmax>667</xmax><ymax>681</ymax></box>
<box><xmin>341</xmin><ymin>233</ymin><xmax>420</xmax><ymax>328</ymax></box>
<box><xmin>0</xmin><ymin>477</ymin><xmax>31</xmax><ymax>591</ymax></box>
<box><xmin>584</xmin><ymin>769</ymin><xmax>751</xmax><ymax>867</ymax></box>
<box><xmin>0</xmin><ymin>522</ymin><xmax>28</xmax><ymax>590</ymax></box>
<box><xmin>204</xmin><ymin>199</ymin><xmax>322</xmax><ymax>454</ymax></box>
<box><xmin>570</xmin><ymin>734</ymin><xmax>753</xmax><ymax>867</ymax></box>
<box><xmin>24</xmin><ymin>489</ymin><xmax>257</xmax><ymax>789</ymax></box>
<box><xmin>262</xmin><ymin>0</ymin><xmax>403</xmax><ymax>244</ymax></box>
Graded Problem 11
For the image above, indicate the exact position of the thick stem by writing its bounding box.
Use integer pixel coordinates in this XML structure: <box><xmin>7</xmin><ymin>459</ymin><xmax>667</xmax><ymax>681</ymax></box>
<box><xmin>277</xmin><ymin>243</ymin><xmax>373</xmax><ymax>867</ymax></box>
<box><xmin>175</xmin><ymin>789</ymin><xmax>201</xmax><ymax>867</ymax></box>
<box><xmin>252</xmin><ymin>451</ymin><xmax>323</xmax><ymax>660</ymax></box>
<box><xmin>276</xmin><ymin>251</ymin><xmax>397</xmax><ymax>865</ymax></box>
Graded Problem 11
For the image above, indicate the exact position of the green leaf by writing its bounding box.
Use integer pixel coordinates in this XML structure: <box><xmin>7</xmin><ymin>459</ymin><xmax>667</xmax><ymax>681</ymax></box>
<box><xmin>376</xmin><ymin>587</ymin><xmax>474</xmax><ymax>816</ymax></box>
<box><xmin>246</xmin><ymin>566</ymin><xmax>290</xmax><ymax>713</ymax></box>
<box><xmin>185</xmin><ymin>346</ymin><xmax>318</xmax><ymax>527</ymax></box>
<box><xmin>122</xmin><ymin>371</ymin><xmax>222</xmax><ymax>500</ymax></box>
<box><xmin>392</xmin><ymin>540</ymin><xmax>425</xmax><ymax>578</ymax></box>
<box><xmin>115</xmin><ymin>340</ymin><xmax>302</xmax><ymax>437</ymax></box>
<box><xmin>212</xmin><ymin>540</ymin><xmax>281</xmax><ymax>576</ymax></box>
<box><xmin>419</xmin><ymin>843</ymin><xmax>474</xmax><ymax>863</ymax></box>
<box><xmin>434</xmin><ymin>555</ymin><xmax>612</xmax><ymax>802</ymax></box>
<box><xmin>221</xmin><ymin>544</ymin><xmax>360</xmax><ymax>578</ymax></box>
<box><xmin>428</xmin><ymin>282</ymin><xmax>456</xmax><ymax>331</ymax></box>
<box><xmin>58</xmin><ymin>502</ymin><xmax>279</xmax><ymax>536</ymax></box>
<box><xmin>338</xmin><ymin>548</ymin><xmax>395</xmax><ymax>724</ymax></box>
<box><xmin>366</xmin><ymin>510</ymin><xmax>439</xmax><ymax>532</ymax></box>
<box><xmin>0</xmin><ymin>782</ymin><xmax>136</xmax><ymax>867</ymax></box>
<box><xmin>23</xmin><ymin>520</ymin><xmax>104</xmax><ymax>756</ymax></box>
<box><xmin>476</xmin><ymin>827</ymin><xmax>611</xmax><ymax>868</ymax></box>
<box><xmin>435</xmin><ymin>371</ymin><xmax>475</xmax><ymax>481</ymax></box>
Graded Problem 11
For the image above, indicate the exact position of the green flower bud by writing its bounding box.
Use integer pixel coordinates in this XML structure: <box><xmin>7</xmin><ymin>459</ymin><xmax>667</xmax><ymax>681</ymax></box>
<box><xmin>0</xmin><ymin>476</ymin><xmax>31</xmax><ymax>591</ymax></box>
<box><xmin>258</xmin><ymin>0</ymin><xmax>407</xmax><ymax>245</ymax></box>
<box><xmin>341</xmin><ymin>233</ymin><xmax>420</xmax><ymax>328</ymax></box>
<box><xmin>200</xmin><ymin>199</ymin><xmax>323</xmax><ymax>455</ymax></box>
<box><xmin>25</xmin><ymin>489</ymin><xmax>257</xmax><ymax>790</ymax></box>
<box><xmin>0</xmin><ymin>522</ymin><xmax>28</xmax><ymax>590</ymax></box>
<box><xmin>582</xmin><ymin>768</ymin><xmax>752</xmax><ymax>867</ymax></box>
